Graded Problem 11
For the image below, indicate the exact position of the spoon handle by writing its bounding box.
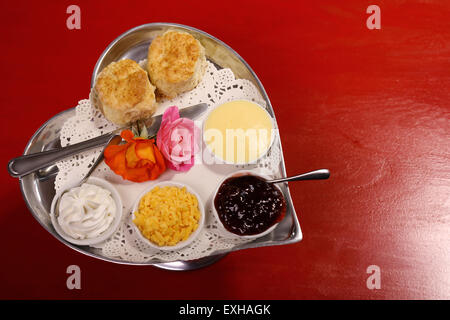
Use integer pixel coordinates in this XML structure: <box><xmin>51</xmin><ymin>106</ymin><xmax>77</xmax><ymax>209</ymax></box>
<box><xmin>79</xmin><ymin>135</ymin><xmax>122</xmax><ymax>185</ymax></box>
<box><xmin>268</xmin><ymin>169</ymin><xmax>330</xmax><ymax>184</ymax></box>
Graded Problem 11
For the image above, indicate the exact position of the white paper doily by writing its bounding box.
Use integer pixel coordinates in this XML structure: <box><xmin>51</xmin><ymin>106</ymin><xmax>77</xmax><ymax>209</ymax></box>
<box><xmin>55</xmin><ymin>61</ymin><xmax>282</xmax><ymax>263</ymax></box>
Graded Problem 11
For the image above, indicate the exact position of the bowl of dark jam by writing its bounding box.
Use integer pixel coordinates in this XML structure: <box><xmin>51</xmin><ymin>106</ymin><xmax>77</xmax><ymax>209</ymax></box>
<box><xmin>213</xmin><ymin>170</ymin><xmax>286</xmax><ymax>239</ymax></box>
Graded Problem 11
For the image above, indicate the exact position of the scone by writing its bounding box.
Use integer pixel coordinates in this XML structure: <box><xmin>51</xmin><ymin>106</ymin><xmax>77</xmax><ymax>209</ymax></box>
<box><xmin>93</xmin><ymin>59</ymin><xmax>157</xmax><ymax>126</ymax></box>
<box><xmin>147</xmin><ymin>30</ymin><xmax>207</xmax><ymax>98</ymax></box>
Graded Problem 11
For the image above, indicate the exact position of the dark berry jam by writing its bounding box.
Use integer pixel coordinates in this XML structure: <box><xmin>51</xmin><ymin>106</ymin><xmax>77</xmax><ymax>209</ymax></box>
<box><xmin>214</xmin><ymin>174</ymin><xmax>286</xmax><ymax>236</ymax></box>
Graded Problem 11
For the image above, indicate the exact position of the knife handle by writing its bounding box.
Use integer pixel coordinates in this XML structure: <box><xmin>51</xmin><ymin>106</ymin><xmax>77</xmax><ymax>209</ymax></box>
<box><xmin>7</xmin><ymin>132</ymin><xmax>117</xmax><ymax>178</ymax></box>
<box><xmin>8</xmin><ymin>103</ymin><xmax>208</xmax><ymax>178</ymax></box>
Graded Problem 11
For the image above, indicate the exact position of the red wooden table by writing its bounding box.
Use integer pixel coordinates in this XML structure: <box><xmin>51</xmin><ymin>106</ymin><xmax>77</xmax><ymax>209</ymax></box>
<box><xmin>1</xmin><ymin>0</ymin><xmax>449</xmax><ymax>299</ymax></box>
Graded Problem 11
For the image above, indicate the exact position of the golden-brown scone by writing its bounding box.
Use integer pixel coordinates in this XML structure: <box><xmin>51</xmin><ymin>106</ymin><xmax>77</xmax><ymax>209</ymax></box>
<box><xmin>93</xmin><ymin>59</ymin><xmax>157</xmax><ymax>125</ymax></box>
<box><xmin>147</xmin><ymin>30</ymin><xmax>207</xmax><ymax>99</ymax></box>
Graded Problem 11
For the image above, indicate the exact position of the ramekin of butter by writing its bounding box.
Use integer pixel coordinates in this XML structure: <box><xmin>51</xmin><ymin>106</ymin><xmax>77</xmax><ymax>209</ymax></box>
<box><xmin>131</xmin><ymin>181</ymin><xmax>205</xmax><ymax>251</ymax></box>
<box><xmin>202</xmin><ymin>99</ymin><xmax>275</xmax><ymax>165</ymax></box>
<box><xmin>50</xmin><ymin>177</ymin><xmax>123</xmax><ymax>246</ymax></box>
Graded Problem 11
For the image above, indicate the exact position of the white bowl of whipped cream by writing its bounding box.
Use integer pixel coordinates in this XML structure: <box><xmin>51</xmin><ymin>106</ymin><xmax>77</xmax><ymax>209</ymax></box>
<box><xmin>50</xmin><ymin>177</ymin><xmax>123</xmax><ymax>246</ymax></box>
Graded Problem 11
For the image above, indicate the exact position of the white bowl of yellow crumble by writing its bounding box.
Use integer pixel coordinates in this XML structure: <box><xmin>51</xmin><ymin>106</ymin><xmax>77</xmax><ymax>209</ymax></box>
<box><xmin>131</xmin><ymin>181</ymin><xmax>205</xmax><ymax>251</ymax></box>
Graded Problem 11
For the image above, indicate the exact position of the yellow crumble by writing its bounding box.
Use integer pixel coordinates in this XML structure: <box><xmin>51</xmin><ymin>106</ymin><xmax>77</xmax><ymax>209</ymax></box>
<box><xmin>133</xmin><ymin>186</ymin><xmax>201</xmax><ymax>247</ymax></box>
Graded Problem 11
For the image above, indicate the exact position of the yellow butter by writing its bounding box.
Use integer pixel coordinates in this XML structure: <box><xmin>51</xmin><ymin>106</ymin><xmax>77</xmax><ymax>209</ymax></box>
<box><xmin>204</xmin><ymin>99</ymin><xmax>273</xmax><ymax>164</ymax></box>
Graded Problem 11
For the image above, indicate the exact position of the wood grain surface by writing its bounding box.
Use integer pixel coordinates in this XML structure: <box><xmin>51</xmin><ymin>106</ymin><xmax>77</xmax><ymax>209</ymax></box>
<box><xmin>0</xmin><ymin>0</ymin><xmax>449</xmax><ymax>299</ymax></box>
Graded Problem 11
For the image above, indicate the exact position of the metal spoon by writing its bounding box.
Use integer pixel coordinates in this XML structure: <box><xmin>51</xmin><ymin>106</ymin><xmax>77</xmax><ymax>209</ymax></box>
<box><xmin>266</xmin><ymin>169</ymin><xmax>330</xmax><ymax>184</ymax></box>
<box><xmin>54</xmin><ymin>134</ymin><xmax>122</xmax><ymax>216</ymax></box>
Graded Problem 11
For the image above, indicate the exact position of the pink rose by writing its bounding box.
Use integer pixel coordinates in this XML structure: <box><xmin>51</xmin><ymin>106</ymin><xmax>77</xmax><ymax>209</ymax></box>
<box><xmin>156</xmin><ymin>106</ymin><xmax>200</xmax><ymax>172</ymax></box>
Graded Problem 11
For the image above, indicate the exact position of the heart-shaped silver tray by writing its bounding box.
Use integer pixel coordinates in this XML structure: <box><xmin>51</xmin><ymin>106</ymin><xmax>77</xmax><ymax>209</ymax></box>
<box><xmin>19</xmin><ymin>23</ymin><xmax>302</xmax><ymax>270</ymax></box>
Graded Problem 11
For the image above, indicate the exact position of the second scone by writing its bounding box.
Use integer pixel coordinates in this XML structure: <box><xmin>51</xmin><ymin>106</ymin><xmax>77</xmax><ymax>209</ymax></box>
<box><xmin>147</xmin><ymin>30</ymin><xmax>207</xmax><ymax>99</ymax></box>
<box><xmin>94</xmin><ymin>59</ymin><xmax>157</xmax><ymax>126</ymax></box>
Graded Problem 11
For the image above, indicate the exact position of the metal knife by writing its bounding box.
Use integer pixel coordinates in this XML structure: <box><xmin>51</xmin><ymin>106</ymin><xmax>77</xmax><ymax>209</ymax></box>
<box><xmin>7</xmin><ymin>103</ymin><xmax>208</xmax><ymax>178</ymax></box>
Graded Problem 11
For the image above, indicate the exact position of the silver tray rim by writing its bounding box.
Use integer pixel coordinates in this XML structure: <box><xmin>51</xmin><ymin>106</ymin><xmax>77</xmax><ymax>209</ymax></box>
<box><xmin>19</xmin><ymin>22</ymin><xmax>302</xmax><ymax>267</ymax></box>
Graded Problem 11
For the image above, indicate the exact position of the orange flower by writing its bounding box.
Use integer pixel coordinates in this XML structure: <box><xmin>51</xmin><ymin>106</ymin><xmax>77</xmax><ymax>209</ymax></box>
<box><xmin>104</xmin><ymin>130</ymin><xmax>166</xmax><ymax>182</ymax></box>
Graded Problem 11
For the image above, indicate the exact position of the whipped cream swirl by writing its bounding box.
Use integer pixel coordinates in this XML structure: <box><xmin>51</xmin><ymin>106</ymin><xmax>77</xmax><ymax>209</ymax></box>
<box><xmin>58</xmin><ymin>183</ymin><xmax>116</xmax><ymax>240</ymax></box>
